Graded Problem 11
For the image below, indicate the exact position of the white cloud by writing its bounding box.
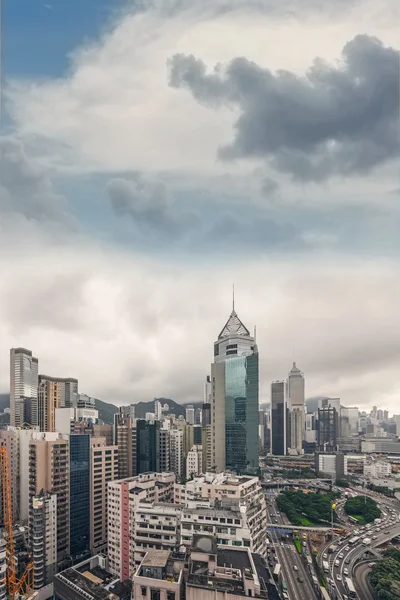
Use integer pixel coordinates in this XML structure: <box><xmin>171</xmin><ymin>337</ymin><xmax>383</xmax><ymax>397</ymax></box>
<box><xmin>0</xmin><ymin>221</ymin><xmax>399</xmax><ymax>413</ymax></box>
<box><xmin>6</xmin><ymin>0</ymin><xmax>399</xmax><ymax>179</ymax></box>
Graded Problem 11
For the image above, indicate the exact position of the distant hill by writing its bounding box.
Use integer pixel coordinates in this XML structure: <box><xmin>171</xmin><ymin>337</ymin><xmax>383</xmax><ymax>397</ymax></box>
<box><xmin>134</xmin><ymin>398</ymin><xmax>185</xmax><ymax>418</ymax></box>
<box><xmin>0</xmin><ymin>394</ymin><xmax>10</xmax><ymax>412</ymax></box>
<box><xmin>94</xmin><ymin>398</ymin><xmax>118</xmax><ymax>425</ymax></box>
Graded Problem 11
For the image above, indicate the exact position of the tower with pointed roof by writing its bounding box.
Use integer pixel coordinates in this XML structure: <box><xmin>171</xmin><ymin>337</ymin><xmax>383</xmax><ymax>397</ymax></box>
<box><xmin>288</xmin><ymin>362</ymin><xmax>305</xmax><ymax>454</ymax></box>
<box><xmin>209</xmin><ymin>296</ymin><xmax>259</xmax><ymax>474</ymax></box>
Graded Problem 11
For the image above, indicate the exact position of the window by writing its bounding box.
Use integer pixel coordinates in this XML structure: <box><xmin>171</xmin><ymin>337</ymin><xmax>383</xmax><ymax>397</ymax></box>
<box><xmin>150</xmin><ymin>590</ymin><xmax>160</xmax><ymax>600</ymax></box>
<box><xmin>141</xmin><ymin>588</ymin><xmax>147</xmax><ymax>596</ymax></box>
<box><xmin>167</xmin><ymin>593</ymin><xmax>175</xmax><ymax>600</ymax></box>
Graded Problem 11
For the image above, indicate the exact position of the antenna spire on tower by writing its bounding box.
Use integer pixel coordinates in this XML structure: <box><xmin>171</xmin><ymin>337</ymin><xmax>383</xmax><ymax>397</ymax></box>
<box><xmin>232</xmin><ymin>283</ymin><xmax>235</xmax><ymax>312</ymax></box>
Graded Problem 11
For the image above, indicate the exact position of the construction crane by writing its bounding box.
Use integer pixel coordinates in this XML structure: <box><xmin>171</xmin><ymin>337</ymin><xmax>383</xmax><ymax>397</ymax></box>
<box><xmin>0</xmin><ymin>447</ymin><xmax>34</xmax><ymax>600</ymax></box>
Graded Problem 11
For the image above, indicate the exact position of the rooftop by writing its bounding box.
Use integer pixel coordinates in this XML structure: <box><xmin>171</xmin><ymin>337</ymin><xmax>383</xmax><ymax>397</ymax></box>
<box><xmin>218</xmin><ymin>310</ymin><xmax>251</xmax><ymax>340</ymax></box>
<box><xmin>142</xmin><ymin>550</ymin><xmax>170</xmax><ymax>568</ymax></box>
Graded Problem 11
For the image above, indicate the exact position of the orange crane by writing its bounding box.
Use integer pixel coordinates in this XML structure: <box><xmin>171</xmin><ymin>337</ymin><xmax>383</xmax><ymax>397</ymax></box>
<box><xmin>0</xmin><ymin>447</ymin><xmax>34</xmax><ymax>599</ymax></box>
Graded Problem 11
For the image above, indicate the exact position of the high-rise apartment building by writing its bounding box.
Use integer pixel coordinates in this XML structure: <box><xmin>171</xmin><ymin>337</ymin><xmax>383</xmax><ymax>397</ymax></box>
<box><xmin>170</xmin><ymin>429</ymin><xmax>184</xmax><ymax>480</ymax></box>
<box><xmin>113</xmin><ymin>408</ymin><xmax>137</xmax><ymax>479</ymax></box>
<box><xmin>90</xmin><ymin>437</ymin><xmax>118</xmax><ymax>554</ymax></box>
<box><xmin>37</xmin><ymin>375</ymin><xmax>62</xmax><ymax>431</ymax></box>
<box><xmin>211</xmin><ymin>305</ymin><xmax>259</xmax><ymax>473</ymax></box>
<box><xmin>287</xmin><ymin>362</ymin><xmax>305</xmax><ymax>454</ymax></box>
<box><xmin>70</xmin><ymin>434</ymin><xmax>90</xmax><ymax>559</ymax></box>
<box><xmin>10</xmin><ymin>347</ymin><xmax>38</xmax><ymax>427</ymax></box>
<box><xmin>30</xmin><ymin>490</ymin><xmax>57</xmax><ymax>590</ymax></box>
<box><xmin>186</xmin><ymin>445</ymin><xmax>203</xmax><ymax>477</ymax></box>
<box><xmin>159</xmin><ymin>429</ymin><xmax>171</xmax><ymax>472</ymax></box>
<box><xmin>107</xmin><ymin>472</ymin><xmax>175</xmax><ymax>580</ymax></box>
<box><xmin>28</xmin><ymin>434</ymin><xmax>69</xmax><ymax>564</ymax></box>
<box><xmin>271</xmin><ymin>381</ymin><xmax>288</xmax><ymax>455</ymax></box>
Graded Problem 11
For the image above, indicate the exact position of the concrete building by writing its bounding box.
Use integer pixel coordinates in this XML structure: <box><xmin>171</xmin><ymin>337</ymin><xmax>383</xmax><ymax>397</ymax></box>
<box><xmin>174</xmin><ymin>473</ymin><xmax>267</xmax><ymax>557</ymax></box>
<box><xmin>113</xmin><ymin>408</ymin><xmax>137</xmax><ymax>479</ymax></box>
<box><xmin>28</xmin><ymin>434</ymin><xmax>69</xmax><ymax>564</ymax></box>
<box><xmin>186</xmin><ymin>406</ymin><xmax>195</xmax><ymax>425</ymax></box>
<box><xmin>107</xmin><ymin>472</ymin><xmax>175</xmax><ymax>581</ymax></box>
<box><xmin>155</xmin><ymin>400</ymin><xmax>163</xmax><ymax>419</ymax></box>
<box><xmin>364</xmin><ymin>460</ymin><xmax>392</xmax><ymax>479</ymax></box>
<box><xmin>130</xmin><ymin>501</ymin><xmax>183</xmax><ymax>567</ymax></box>
<box><xmin>340</xmin><ymin>407</ymin><xmax>359</xmax><ymax>437</ymax></box>
<box><xmin>315</xmin><ymin>452</ymin><xmax>346</xmax><ymax>478</ymax></box>
<box><xmin>37</xmin><ymin>375</ymin><xmax>62</xmax><ymax>432</ymax></box>
<box><xmin>133</xmin><ymin>539</ymin><xmax>271</xmax><ymax>600</ymax></box>
<box><xmin>186</xmin><ymin>445</ymin><xmax>203</xmax><ymax>478</ymax></box>
<box><xmin>170</xmin><ymin>429</ymin><xmax>184</xmax><ymax>481</ymax></box>
<box><xmin>180</xmin><ymin>498</ymin><xmax>267</xmax><ymax>557</ymax></box>
<box><xmin>10</xmin><ymin>347</ymin><xmax>38</xmax><ymax>427</ymax></box>
<box><xmin>90</xmin><ymin>438</ymin><xmax>119</xmax><ymax>554</ymax></box>
<box><xmin>287</xmin><ymin>362</ymin><xmax>305</xmax><ymax>454</ymax></box>
<box><xmin>53</xmin><ymin>554</ymin><xmax>127</xmax><ymax>600</ymax></box>
<box><xmin>30</xmin><ymin>490</ymin><xmax>57</xmax><ymax>591</ymax></box>
<box><xmin>361</xmin><ymin>439</ymin><xmax>400</xmax><ymax>454</ymax></box>
<box><xmin>159</xmin><ymin>429</ymin><xmax>171</xmax><ymax>472</ymax></box>
<box><xmin>211</xmin><ymin>305</ymin><xmax>259</xmax><ymax>474</ymax></box>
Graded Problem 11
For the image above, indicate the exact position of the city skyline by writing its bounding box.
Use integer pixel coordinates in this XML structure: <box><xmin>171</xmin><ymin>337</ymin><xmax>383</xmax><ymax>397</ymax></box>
<box><xmin>1</xmin><ymin>0</ymin><xmax>399</xmax><ymax>413</ymax></box>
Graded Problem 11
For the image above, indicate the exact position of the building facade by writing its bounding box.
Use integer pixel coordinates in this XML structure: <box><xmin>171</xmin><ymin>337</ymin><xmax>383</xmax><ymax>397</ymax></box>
<box><xmin>90</xmin><ymin>437</ymin><xmax>118</xmax><ymax>554</ymax></box>
<box><xmin>69</xmin><ymin>434</ymin><xmax>90</xmax><ymax>559</ymax></box>
<box><xmin>211</xmin><ymin>307</ymin><xmax>259</xmax><ymax>474</ymax></box>
<box><xmin>10</xmin><ymin>347</ymin><xmax>38</xmax><ymax>427</ymax></box>
<box><xmin>287</xmin><ymin>362</ymin><xmax>305</xmax><ymax>454</ymax></box>
<box><xmin>271</xmin><ymin>381</ymin><xmax>287</xmax><ymax>456</ymax></box>
<box><xmin>137</xmin><ymin>420</ymin><xmax>160</xmax><ymax>474</ymax></box>
<box><xmin>30</xmin><ymin>490</ymin><xmax>57</xmax><ymax>590</ymax></box>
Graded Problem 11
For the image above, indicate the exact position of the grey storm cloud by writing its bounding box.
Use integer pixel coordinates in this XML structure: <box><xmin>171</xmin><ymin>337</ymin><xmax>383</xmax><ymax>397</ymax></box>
<box><xmin>106</xmin><ymin>177</ymin><xmax>199</xmax><ymax>238</ymax></box>
<box><xmin>0</xmin><ymin>136</ymin><xmax>70</xmax><ymax>221</ymax></box>
<box><xmin>106</xmin><ymin>176</ymin><xmax>306</xmax><ymax>251</ymax></box>
<box><xmin>168</xmin><ymin>35</ymin><xmax>399</xmax><ymax>180</ymax></box>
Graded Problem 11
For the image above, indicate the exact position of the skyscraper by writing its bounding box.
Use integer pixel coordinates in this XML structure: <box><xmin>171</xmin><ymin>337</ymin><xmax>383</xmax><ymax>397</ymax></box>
<box><xmin>10</xmin><ymin>347</ymin><xmax>38</xmax><ymax>427</ymax></box>
<box><xmin>271</xmin><ymin>381</ymin><xmax>288</xmax><ymax>456</ymax></box>
<box><xmin>37</xmin><ymin>375</ymin><xmax>62</xmax><ymax>431</ymax></box>
<box><xmin>113</xmin><ymin>408</ymin><xmax>137</xmax><ymax>479</ymax></box>
<box><xmin>287</xmin><ymin>362</ymin><xmax>305</xmax><ymax>454</ymax></box>
<box><xmin>317</xmin><ymin>405</ymin><xmax>339</xmax><ymax>451</ymax></box>
<box><xmin>69</xmin><ymin>434</ymin><xmax>90</xmax><ymax>559</ymax></box>
<box><xmin>136</xmin><ymin>419</ymin><xmax>160</xmax><ymax>474</ymax></box>
<box><xmin>211</xmin><ymin>303</ymin><xmax>259</xmax><ymax>473</ymax></box>
<box><xmin>185</xmin><ymin>405</ymin><xmax>195</xmax><ymax>425</ymax></box>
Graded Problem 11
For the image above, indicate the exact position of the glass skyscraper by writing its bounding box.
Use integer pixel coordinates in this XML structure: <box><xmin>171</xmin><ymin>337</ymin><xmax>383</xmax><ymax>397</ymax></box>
<box><xmin>69</xmin><ymin>434</ymin><xmax>90</xmax><ymax>559</ymax></box>
<box><xmin>211</xmin><ymin>303</ymin><xmax>259</xmax><ymax>474</ymax></box>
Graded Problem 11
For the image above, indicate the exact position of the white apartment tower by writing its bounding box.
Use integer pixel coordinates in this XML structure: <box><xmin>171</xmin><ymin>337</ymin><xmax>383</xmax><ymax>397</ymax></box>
<box><xmin>10</xmin><ymin>347</ymin><xmax>38</xmax><ymax>427</ymax></box>
<box><xmin>170</xmin><ymin>429</ymin><xmax>184</xmax><ymax>481</ymax></box>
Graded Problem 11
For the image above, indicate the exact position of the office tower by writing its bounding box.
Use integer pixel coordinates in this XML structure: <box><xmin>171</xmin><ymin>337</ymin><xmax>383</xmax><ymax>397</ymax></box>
<box><xmin>195</xmin><ymin>407</ymin><xmax>202</xmax><ymax>425</ymax></box>
<box><xmin>159</xmin><ymin>429</ymin><xmax>170</xmax><ymax>472</ymax></box>
<box><xmin>107</xmin><ymin>472</ymin><xmax>175</xmax><ymax>580</ymax></box>
<box><xmin>193</xmin><ymin>424</ymin><xmax>202</xmax><ymax>445</ymax></box>
<box><xmin>317</xmin><ymin>405</ymin><xmax>339</xmax><ymax>451</ymax></box>
<box><xmin>10</xmin><ymin>347</ymin><xmax>38</xmax><ymax>427</ymax></box>
<box><xmin>204</xmin><ymin>375</ymin><xmax>212</xmax><ymax>404</ymax></box>
<box><xmin>211</xmin><ymin>303</ymin><xmax>259</xmax><ymax>473</ymax></box>
<box><xmin>136</xmin><ymin>420</ymin><xmax>160</xmax><ymax>474</ymax></box>
<box><xmin>77</xmin><ymin>393</ymin><xmax>96</xmax><ymax>409</ymax></box>
<box><xmin>62</xmin><ymin>377</ymin><xmax>79</xmax><ymax>407</ymax></box>
<box><xmin>305</xmin><ymin>413</ymin><xmax>317</xmax><ymax>443</ymax></box>
<box><xmin>31</xmin><ymin>491</ymin><xmax>57</xmax><ymax>590</ymax></box>
<box><xmin>113</xmin><ymin>408</ymin><xmax>136</xmax><ymax>479</ymax></box>
<box><xmin>340</xmin><ymin>407</ymin><xmax>359</xmax><ymax>437</ymax></box>
<box><xmin>90</xmin><ymin>438</ymin><xmax>118</xmax><ymax>554</ymax></box>
<box><xmin>170</xmin><ymin>429</ymin><xmax>184</xmax><ymax>480</ymax></box>
<box><xmin>383</xmin><ymin>410</ymin><xmax>389</xmax><ymax>421</ymax></box>
<box><xmin>37</xmin><ymin>375</ymin><xmax>62</xmax><ymax>431</ymax></box>
<box><xmin>287</xmin><ymin>362</ymin><xmax>305</xmax><ymax>454</ymax></box>
<box><xmin>29</xmin><ymin>435</ymin><xmax>69</xmax><ymax>564</ymax></box>
<box><xmin>185</xmin><ymin>405</ymin><xmax>195</xmax><ymax>425</ymax></box>
<box><xmin>186</xmin><ymin>445</ymin><xmax>203</xmax><ymax>477</ymax></box>
<box><xmin>376</xmin><ymin>409</ymin><xmax>383</xmax><ymax>421</ymax></box>
<box><xmin>154</xmin><ymin>399</ymin><xmax>162</xmax><ymax>419</ymax></box>
<box><xmin>271</xmin><ymin>381</ymin><xmax>288</xmax><ymax>455</ymax></box>
<box><xmin>69</xmin><ymin>434</ymin><xmax>90</xmax><ymax>559</ymax></box>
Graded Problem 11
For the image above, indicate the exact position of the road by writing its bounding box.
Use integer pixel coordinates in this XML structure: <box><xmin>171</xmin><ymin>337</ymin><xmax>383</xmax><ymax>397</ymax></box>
<box><xmin>265</xmin><ymin>493</ymin><xmax>318</xmax><ymax>600</ymax></box>
<box><xmin>322</xmin><ymin>501</ymin><xmax>400</xmax><ymax>599</ymax></box>
<box><xmin>353</xmin><ymin>563</ymin><xmax>374</xmax><ymax>600</ymax></box>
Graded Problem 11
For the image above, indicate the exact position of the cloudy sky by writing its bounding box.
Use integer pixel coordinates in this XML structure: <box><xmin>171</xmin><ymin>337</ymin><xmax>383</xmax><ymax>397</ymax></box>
<box><xmin>1</xmin><ymin>0</ymin><xmax>399</xmax><ymax>412</ymax></box>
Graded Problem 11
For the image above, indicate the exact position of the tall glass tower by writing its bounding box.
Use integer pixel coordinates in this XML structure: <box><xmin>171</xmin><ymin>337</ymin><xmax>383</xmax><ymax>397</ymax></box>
<box><xmin>211</xmin><ymin>302</ymin><xmax>259</xmax><ymax>474</ymax></box>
